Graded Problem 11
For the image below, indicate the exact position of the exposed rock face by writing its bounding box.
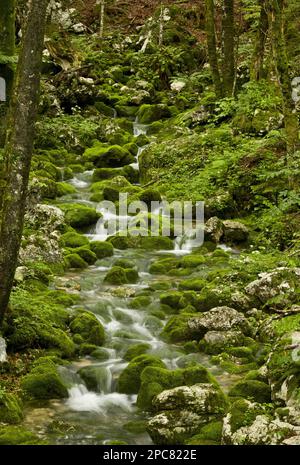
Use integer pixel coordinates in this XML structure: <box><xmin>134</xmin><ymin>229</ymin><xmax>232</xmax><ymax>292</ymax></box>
<box><xmin>188</xmin><ymin>306</ymin><xmax>251</xmax><ymax>338</ymax></box>
<box><xmin>199</xmin><ymin>330</ymin><xmax>246</xmax><ymax>355</ymax></box>
<box><xmin>245</xmin><ymin>268</ymin><xmax>300</xmax><ymax>307</ymax></box>
<box><xmin>204</xmin><ymin>217</ymin><xmax>224</xmax><ymax>243</ymax></box>
<box><xmin>147</xmin><ymin>384</ymin><xmax>227</xmax><ymax>445</ymax></box>
<box><xmin>223</xmin><ymin>413</ymin><xmax>300</xmax><ymax>445</ymax></box>
<box><xmin>222</xmin><ymin>220</ymin><xmax>249</xmax><ymax>243</ymax></box>
<box><xmin>19</xmin><ymin>204</ymin><xmax>65</xmax><ymax>264</ymax></box>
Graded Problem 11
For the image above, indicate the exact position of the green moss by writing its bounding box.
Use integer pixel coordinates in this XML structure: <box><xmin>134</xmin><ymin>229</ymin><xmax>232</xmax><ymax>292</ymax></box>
<box><xmin>60</xmin><ymin>231</ymin><xmax>89</xmax><ymax>248</ymax></box>
<box><xmin>70</xmin><ymin>310</ymin><xmax>105</xmax><ymax>346</ymax></box>
<box><xmin>137</xmin><ymin>104</ymin><xmax>171</xmax><ymax>124</ymax></box>
<box><xmin>83</xmin><ymin>144</ymin><xmax>135</xmax><ymax>168</ymax></box>
<box><xmin>21</xmin><ymin>359</ymin><xmax>68</xmax><ymax>400</ymax></box>
<box><xmin>103</xmin><ymin>266</ymin><xmax>139</xmax><ymax>285</ymax></box>
<box><xmin>59</xmin><ymin>203</ymin><xmax>101</xmax><ymax>229</ymax></box>
<box><xmin>72</xmin><ymin>246</ymin><xmax>97</xmax><ymax>265</ymax></box>
<box><xmin>123</xmin><ymin>420</ymin><xmax>147</xmax><ymax>434</ymax></box>
<box><xmin>78</xmin><ymin>366</ymin><xmax>109</xmax><ymax>392</ymax></box>
<box><xmin>137</xmin><ymin>365</ymin><xmax>219</xmax><ymax>411</ymax></box>
<box><xmin>161</xmin><ymin>314</ymin><xmax>193</xmax><ymax>342</ymax></box>
<box><xmin>138</xmin><ymin>188</ymin><xmax>162</xmax><ymax>207</ymax></box>
<box><xmin>108</xmin><ymin>235</ymin><xmax>174</xmax><ymax>250</ymax></box>
<box><xmin>0</xmin><ymin>390</ymin><xmax>23</xmax><ymax>424</ymax></box>
<box><xmin>56</xmin><ymin>182</ymin><xmax>77</xmax><ymax>197</ymax></box>
<box><xmin>65</xmin><ymin>253</ymin><xmax>88</xmax><ymax>269</ymax></box>
<box><xmin>6</xmin><ymin>289</ymin><xmax>75</xmax><ymax>357</ymax></box>
<box><xmin>113</xmin><ymin>258</ymin><xmax>135</xmax><ymax>269</ymax></box>
<box><xmin>229</xmin><ymin>399</ymin><xmax>268</xmax><ymax>434</ymax></box>
<box><xmin>0</xmin><ymin>426</ymin><xmax>45</xmax><ymax>445</ymax></box>
<box><xmin>178</xmin><ymin>278</ymin><xmax>206</xmax><ymax>291</ymax></box>
<box><xmin>159</xmin><ymin>291</ymin><xmax>183</xmax><ymax>309</ymax></box>
<box><xmin>124</xmin><ymin>343</ymin><xmax>151</xmax><ymax>361</ymax></box>
<box><xmin>185</xmin><ymin>421</ymin><xmax>223</xmax><ymax>445</ymax></box>
<box><xmin>117</xmin><ymin>355</ymin><xmax>166</xmax><ymax>394</ymax></box>
<box><xmin>130</xmin><ymin>296</ymin><xmax>152</xmax><ymax>309</ymax></box>
<box><xmin>90</xmin><ymin>241</ymin><xmax>114</xmax><ymax>259</ymax></box>
<box><xmin>229</xmin><ymin>380</ymin><xmax>271</xmax><ymax>403</ymax></box>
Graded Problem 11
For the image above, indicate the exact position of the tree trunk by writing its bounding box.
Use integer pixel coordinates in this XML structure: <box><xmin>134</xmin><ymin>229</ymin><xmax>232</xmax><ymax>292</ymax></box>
<box><xmin>99</xmin><ymin>0</ymin><xmax>105</xmax><ymax>39</ymax></box>
<box><xmin>158</xmin><ymin>4</ymin><xmax>164</xmax><ymax>47</ymax></box>
<box><xmin>267</xmin><ymin>0</ymin><xmax>299</xmax><ymax>154</ymax></box>
<box><xmin>251</xmin><ymin>0</ymin><xmax>269</xmax><ymax>81</ymax></box>
<box><xmin>222</xmin><ymin>0</ymin><xmax>235</xmax><ymax>96</ymax></box>
<box><xmin>0</xmin><ymin>0</ymin><xmax>15</xmax><ymax>147</ymax></box>
<box><xmin>205</xmin><ymin>0</ymin><xmax>222</xmax><ymax>98</ymax></box>
<box><xmin>0</xmin><ymin>0</ymin><xmax>49</xmax><ymax>326</ymax></box>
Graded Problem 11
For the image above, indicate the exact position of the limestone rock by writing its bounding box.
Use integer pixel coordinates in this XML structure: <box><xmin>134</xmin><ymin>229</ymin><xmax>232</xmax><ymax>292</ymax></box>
<box><xmin>223</xmin><ymin>220</ymin><xmax>249</xmax><ymax>243</ymax></box>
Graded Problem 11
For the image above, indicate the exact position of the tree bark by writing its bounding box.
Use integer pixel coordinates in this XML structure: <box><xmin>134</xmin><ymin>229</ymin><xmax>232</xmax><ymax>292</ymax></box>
<box><xmin>205</xmin><ymin>0</ymin><xmax>222</xmax><ymax>98</ymax></box>
<box><xmin>222</xmin><ymin>0</ymin><xmax>235</xmax><ymax>96</ymax></box>
<box><xmin>0</xmin><ymin>0</ymin><xmax>49</xmax><ymax>326</ymax></box>
<box><xmin>251</xmin><ymin>0</ymin><xmax>269</xmax><ymax>81</ymax></box>
<box><xmin>99</xmin><ymin>0</ymin><xmax>105</xmax><ymax>39</ymax></box>
<box><xmin>267</xmin><ymin>0</ymin><xmax>299</xmax><ymax>154</ymax></box>
<box><xmin>0</xmin><ymin>0</ymin><xmax>15</xmax><ymax>147</ymax></box>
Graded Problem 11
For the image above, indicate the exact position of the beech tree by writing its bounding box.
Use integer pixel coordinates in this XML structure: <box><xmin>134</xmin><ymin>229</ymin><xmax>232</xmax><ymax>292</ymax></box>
<box><xmin>267</xmin><ymin>0</ymin><xmax>299</xmax><ymax>153</ymax></box>
<box><xmin>205</xmin><ymin>0</ymin><xmax>222</xmax><ymax>97</ymax></box>
<box><xmin>0</xmin><ymin>0</ymin><xmax>15</xmax><ymax>146</ymax></box>
<box><xmin>251</xmin><ymin>0</ymin><xmax>269</xmax><ymax>81</ymax></box>
<box><xmin>0</xmin><ymin>0</ymin><xmax>49</xmax><ymax>325</ymax></box>
<box><xmin>222</xmin><ymin>0</ymin><xmax>235</xmax><ymax>96</ymax></box>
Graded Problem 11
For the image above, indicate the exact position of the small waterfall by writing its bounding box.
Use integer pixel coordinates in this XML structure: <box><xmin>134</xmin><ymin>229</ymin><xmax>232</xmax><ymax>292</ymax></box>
<box><xmin>0</xmin><ymin>337</ymin><xmax>7</xmax><ymax>363</ymax></box>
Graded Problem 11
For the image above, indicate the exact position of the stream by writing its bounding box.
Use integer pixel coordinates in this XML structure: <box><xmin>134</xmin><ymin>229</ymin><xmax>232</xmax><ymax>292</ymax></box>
<box><xmin>23</xmin><ymin>121</ymin><xmax>240</xmax><ymax>445</ymax></box>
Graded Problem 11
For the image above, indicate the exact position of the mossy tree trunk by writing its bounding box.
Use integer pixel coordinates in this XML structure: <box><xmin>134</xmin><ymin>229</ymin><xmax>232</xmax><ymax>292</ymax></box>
<box><xmin>222</xmin><ymin>0</ymin><xmax>235</xmax><ymax>96</ymax></box>
<box><xmin>251</xmin><ymin>0</ymin><xmax>269</xmax><ymax>81</ymax></box>
<box><xmin>205</xmin><ymin>0</ymin><xmax>222</xmax><ymax>98</ymax></box>
<box><xmin>0</xmin><ymin>0</ymin><xmax>15</xmax><ymax>147</ymax></box>
<box><xmin>99</xmin><ymin>0</ymin><xmax>105</xmax><ymax>39</ymax></box>
<box><xmin>267</xmin><ymin>0</ymin><xmax>299</xmax><ymax>154</ymax></box>
<box><xmin>0</xmin><ymin>0</ymin><xmax>49</xmax><ymax>326</ymax></box>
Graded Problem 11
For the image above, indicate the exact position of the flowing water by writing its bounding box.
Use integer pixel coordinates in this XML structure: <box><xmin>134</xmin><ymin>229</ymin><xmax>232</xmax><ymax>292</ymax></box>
<box><xmin>23</xmin><ymin>122</ymin><xmax>240</xmax><ymax>445</ymax></box>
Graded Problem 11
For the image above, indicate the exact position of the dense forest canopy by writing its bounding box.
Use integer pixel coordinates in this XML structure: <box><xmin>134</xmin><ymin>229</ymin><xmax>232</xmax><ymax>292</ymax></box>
<box><xmin>0</xmin><ymin>0</ymin><xmax>299</xmax><ymax>448</ymax></box>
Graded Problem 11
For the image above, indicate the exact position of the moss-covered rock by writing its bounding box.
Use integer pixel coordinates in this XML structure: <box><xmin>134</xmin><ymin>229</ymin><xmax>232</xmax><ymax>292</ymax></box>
<box><xmin>56</xmin><ymin>182</ymin><xmax>77</xmax><ymax>197</ymax></box>
<box><xmin>59</xmin><ymin>203</ymin><xmax>101</xmax><ymax>229</ymax></box>
<box><xmin>137</xmin><ymin>365</ymin><xmax>218</xmax><ymax>411</ymax></box>
<box><xmin>124</xmin><ymin>343</ymin><xmax>151</xmax><ymax>361</ymax></box>
<box><xmin>161</xmin><ymin>314</ymin><xmax>193</xmax><ymax>343</ymax></box>
<box><xmin>228</xmin><ymin>380</ymin><xmax>271</xmax><ymax>403</ymax></box>
<box><xmin>65</xmin><ymin>253</ymin><xmax>88</xmax><ymax>269</ymax></box>
<box><xmin>137</xmin><ymin>104</ymin><xmax>171</xmax><ymax>124</ymax></box>
<box><xmin>117</xmin><ymin>355</ymin><xmax>166</xmax><ymax>394</ymax></box>
<box><xmin>185</xmin><ymin>421</ymin><xmax>223</xmax><ymax>445</ymax></box>
<box><xmin>0</xmin><ymin>426</ymin><xmax>45</xmax><ymax>445</ymax></box>
<box><xmin>78</xmin><ymin>366</ymin><xmax>110</xmax><ymax>392</ymax></box>
<box><xmin>60</xmin><ymin>231</ymin><xmax>89</xmax><ymax>248</ymax></box>
<box><xmin>103</xmin><ymin>266</ymin><xmax>139</xmax><ymax>285</ymax></box>
<box><xmin>130</xmin><ymin>296</ymin><xmax>152</xmax><ymax>309</ymax></box>
<box><xmin>21</xmin><ymin>358</ymin><xmax>68</xmax><ymax>400</ymax></box>
<box><xmin>71</xmin><ymin>246</ymin><xmax>97</xmax><ymax>265</ymax></box>
<box><xmin>70</xmin><ymin>310</ymin><xmax>105</xmax><ymax>346</ymax></box>
<box><xmin>84</xmin><ymin>144</ymin><xmax>135</xmax><ymax>168</ymax></box>
<box><xmin>90</xmin><ymin>241</ymin><xmax>114</xmax><ymax>259</ymax></box>
<box><xmin>0</xmin><ymin>391</ymin><xmax>23</xmax><ymax>424</ymax></box>
<box><xmin>108</xmin><ymin>234</ymin><xmax>173</xmax><ymax>250</ymax></box>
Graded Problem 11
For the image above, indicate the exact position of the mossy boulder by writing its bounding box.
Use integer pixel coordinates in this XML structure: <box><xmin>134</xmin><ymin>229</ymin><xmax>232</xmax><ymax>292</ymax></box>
<box><xmin>185</xmin><ymin>421</ymin><xmax>223</xmax><ymax>445</ymax></box>
<box><xmin>21</xmin><ymin>358</ymin><xmax>68</xmax><ymax>400</ymax></box>
<box><xmin>90</xmin><ymin>241</ymin><xmax>114</xmax><ymax>259</ymax></box>
<box><xmin>56</xmin><ymin>182</ymin><xmax>77</xmax><ymax>197</ymax></box>
<box><xmin>103</xmin><ymin>266</ymin><xmax>139</xmax><ymax>285</ymax></box>
<box><xmin>59</xmin><ymin>203</ymin><xmax>101</xmax><ymax>229</ymax></box>
<box><xmin>0</xmin><ymin>391</ymin><xmax>23</xmax><ymax>424</ymax></box>
<box><xmin>130</xmin><ymin>296</ymin><xmax>152</xmax><ymax>309</ymax></box>
<box><xmin>161</xmin><ymin>314</ymin><xmax>193</xmax><ymax>343</ymax></box>
<box><xmin>0</xmin><ymin>426</ymin><xmax>45</xmax><ymax>445</ymax></box>
<box><xmin>228</xmin><ymin>380</ymin><xmax>271</xmax><ymax>403</ymax></box>
<box><xmin>138</xmin><ymin>188</ymin><xmax>162</xmax><ymax>207</ymax></box>
<box><xmin>60</xmin><ymin>231</ymin><xmax>89</xmax><ymax>248</ymax></box>
<box><xmin>147</xmin><ymin>384</ymin><xmax>227</xmax><ymax>445</ymax></box>
<box><xmin>117</xmin><ymin>355</ymin><xmax>166</xmax><ymax>394</ymax></box>
<box><xmin>137</xmin><ymin>365</ymin><xmax>218</xmax><ymax>411</ymax></box>
<box><xmin>70</xmin><ymin>310</ymin><xmax>105</xmax><ymax>346</ymax></box>
<box><xmin>137</xmin><ymin>104</ymin><xmax>171</xmax><ymax>124</ymax></box>
<box><xmin>65</xmin><ymin>253</ymin><xmax>88</xmax><ymax>269</ymax></box>
<box><xmin>124</xmin><ymin>343</ymin><xmax>151</xmax><ymax>361</ymax></box>
<box><xmin>198</xmin><ymin>330</ymin><xmax>247</xmax><ymax>355</ymax></box>
<box><xmin>71</xmin><ymin>246</ymin><xmax>97</xmax><ymax>265</ymax></box>
<box><xmin>78</xmin><ymin>366</ymin><xmax>110</xmax><ymax>392</ymax></box>
<box><xmin>108</xmin><ymin>234</ymin><xmax>173</xmax><ymax>250</ymax></box>
<box><xmin>84</xmin><ymin>144</ymin><xmax>135</xmax><ymax>168</ymax></box>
